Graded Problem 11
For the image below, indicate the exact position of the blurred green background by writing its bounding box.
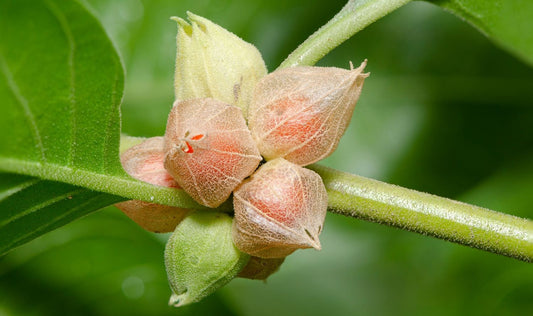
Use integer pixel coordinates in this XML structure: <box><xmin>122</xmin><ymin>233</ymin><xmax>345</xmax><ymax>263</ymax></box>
<box><xmin>1</xmin><ymin>0</ymin><xmax>532</xmax><ymax>315</ymax></box>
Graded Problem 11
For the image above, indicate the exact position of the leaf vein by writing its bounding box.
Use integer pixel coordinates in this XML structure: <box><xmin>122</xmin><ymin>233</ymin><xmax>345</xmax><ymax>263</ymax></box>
<box><xmin>0</xmin><ymin>53</ymin><xmax>46</xmax><ymax>162</ymax></box>
<box><xmin>103</xmin><ymin>62</ymin><xmax>121</xmax><ymax>173</ymax></box>
<box><xmin>0</xmin><ymin>186</ymin><xmax>84</xmax><ymax>227</ymax></box>
<box><xmin>0</xmin><ymin>178</ymin><xmax>40</xmax><ymax>201</ymax></box>
<box><xmin>0</xmin><ymin>191</ymin><xmax>104</xmax><ymax>254</ymax></box>
<box><xmin>44</xmin><ymin>0</ymin><xmax>77</xmax><ymax>167</ymax></box>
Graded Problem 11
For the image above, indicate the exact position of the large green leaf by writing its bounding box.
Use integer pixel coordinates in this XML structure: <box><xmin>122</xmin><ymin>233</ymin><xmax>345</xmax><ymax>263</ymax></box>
<box><xmin>0</xmin><ymin>0</ymin><xmax>195</xmax><ymax>206</ymax></box>
<box><xmin>0</xmin><ymin>0</ymin><xmax>124</xmax><ymax>176</ymax></box>
<box><xmin>0</xmin><ymin>173</ymin><xmax>124</xmax><ymax>255</ymax></box>
<box><xmin>428</xmin><ymin>0</ymin><xmax>533</xmax><ymax>67</ymax></box>
<box><xmin>0</xmin><ymin>0</ymin><xmax>197</xmax><ymax>255</ymax></box>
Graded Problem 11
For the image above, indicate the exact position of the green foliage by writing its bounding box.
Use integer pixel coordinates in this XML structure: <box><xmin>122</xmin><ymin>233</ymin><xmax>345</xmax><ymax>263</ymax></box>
<box><xmin>0</xmin><ymin>207</ymin><xmax>236</xmax><ymax>316</ymax></box>
<box><xmin>0</xmin><ymin>0</ymin><xmax>127</xmax><ymax>256</ymax></box>
<box><xmin>0</xmin><ymin>0</ymin><xmax>532</xmax><ymax>314</ymax></box>
<box><xmin>0</xmin><ymin>0</ymin><xmax>123</xmax><ymax>176</ymax></box>
<box><xmin>429</xmin><ymin>0</ymin><xmax>533</xmax><ymax>67</ymax></box>
<box><xmin>0</xmin><ymin>0</ymin><xmax>198</xmax><ymax>255</ymax></box>
<box><xmin>0</xmin><ymin>173</ymin><xmax>122</xmax><ymax>255</ymax></box>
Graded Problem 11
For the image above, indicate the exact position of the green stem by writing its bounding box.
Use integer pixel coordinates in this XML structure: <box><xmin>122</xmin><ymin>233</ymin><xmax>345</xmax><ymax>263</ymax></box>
<box><xmin>309</xmin><ymin>164</ymin><xmax>533</xmax><ymax>262</ymax></box>
<box><xmin>278</xmin><ymin>0</ymin><xmax>412</xmax><ymax>68</ymax></box>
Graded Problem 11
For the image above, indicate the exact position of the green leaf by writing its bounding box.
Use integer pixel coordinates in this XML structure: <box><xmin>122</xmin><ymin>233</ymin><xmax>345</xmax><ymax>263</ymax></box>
<box><xmin>0</xmin><ymin>172</ymin><xmax>123</xmax><ymax>255</ymax></box>
<box><xmin>0</xmin><ymin>0</ymin><xmax>198</xmax><ymax>255</ymax></box>
<box><xmin>0</xmin><ymin>0</ymin><xmax>124</xmax><ymax>175</ymax></box>
<box><xmin>0</xmin><ymin>207</ymin><xmax>238</xmax><ymax>316</ymax></box>
<box><xmin>428</xmin><ymin>0</ymin><xmax>533</xmax><ymax>67</ymax></box>
<box><xmin>0</xmin><ymin>0</ymin><xmax>192</xmax><ymax>206</ymax></box>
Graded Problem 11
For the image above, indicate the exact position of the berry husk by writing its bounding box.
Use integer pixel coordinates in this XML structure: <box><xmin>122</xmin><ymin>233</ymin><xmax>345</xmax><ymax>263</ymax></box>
<box><xmin>115</xmin><ymin>137</ymin><xmax>191</xmax><ymax>233</ymax></box>
<box><xmin>237</xmin><ymin>256</ymin><xmax>285</xmax><ymax>281</ymax></box>
<box><xmin>164</xmin><ymin>98</ymin><xmax>262</xmax><ymax>207</ymax></box>
<box><xmin>232</xmin><ymin>158</ymin><xmax>328</xmax><ymax>258</ymax></box>
<box><xmin>248</xmin><ymin>61</ymin><xmax>369</xmax><ymax>166</ymax></box>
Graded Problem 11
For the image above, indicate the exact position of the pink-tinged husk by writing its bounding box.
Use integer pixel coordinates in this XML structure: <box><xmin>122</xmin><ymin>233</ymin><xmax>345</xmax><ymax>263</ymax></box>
<box><xmin>116</xmin><ymin>200</ymin><xmax>190</xmax><ymax>233</ymax></box>
<box><xmin>164</xmin><ymin>98</ymin><xmax>262</xmax><ymax>208</ymax></box>
<box><xmin>232</xmin><ymin>158</ymin><xmax>328</xmax><ymax>258</ymax></box>
<box><xmin>248</xmin><ymin>61</ymin><xmax>369</xmax><ymax>166</ymax></box>
<box><xmin>237</xmin><ymin>256</ymin><xmax>285</xmax><ymax>280</ymax></box>
<box><xmin>115</xmin><ymin>137</ymin><xmax>191</xmax><ymax>233</ymax></box>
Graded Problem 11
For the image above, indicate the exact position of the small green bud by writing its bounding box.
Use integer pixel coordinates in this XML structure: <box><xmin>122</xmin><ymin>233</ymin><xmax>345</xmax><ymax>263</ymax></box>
<box><xmin>165</xmin><ymin>211</ymin><xmax>250</xmax><ymax>307</ymax></box>
<box><xmin>172</xmin><ymin>12</ymin><xmax>267</xmax><ymax>117</ymax></box>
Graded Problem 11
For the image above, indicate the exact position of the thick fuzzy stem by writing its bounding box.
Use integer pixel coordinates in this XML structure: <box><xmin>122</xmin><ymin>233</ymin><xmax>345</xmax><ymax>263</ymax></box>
<box><xmin>309</xmin><ymin>164</ymin><xmax>533</xmax><ymax>262</ymax></box>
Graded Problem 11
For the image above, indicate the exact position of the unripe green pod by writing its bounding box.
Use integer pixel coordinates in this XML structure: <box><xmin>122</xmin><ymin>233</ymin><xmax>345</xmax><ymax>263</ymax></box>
<box><xmin>165</xmin><ymin>211</ymin><xmax>250</xmax><ymax>307</ymax></box>
<box><xmin>115</xmin><ymin>137</ymin><xmax>191</xmax><ymax>233</ymax></box>
<box><xmin>248</xmin><ymin>61</ymin><xmax>369</xmax><ymax>166</ymax></box>
<box><xmin>232</xmin><ymin>158</ymin><xmax>328</xmax><ymax>258</ymax></box>
<box><xmin>164</xmin><ymin>98</ymin><xmax>262</xmax><ymax>208</ymax></box>
<box><xmin>172</xmin><ymin>12</ymin><xmax>267</xmax><ymax>117</ymax></box>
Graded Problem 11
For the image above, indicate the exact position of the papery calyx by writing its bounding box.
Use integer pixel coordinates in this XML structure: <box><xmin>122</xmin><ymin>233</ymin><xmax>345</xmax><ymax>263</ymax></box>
<box><xmin>164</xmin><ymin>98</ymin><xmax>262</xmax><ymax>208</ymax></box>
<box><xmin>115</xmin><ymin>137</ymin><xmax>191</xmax><ymax>233</ymax></box>
<box><xmin>232</xmin><ymin>158</ymin><xmax>328</xmax><ymax>258</ymax></box>
<box><xmin>173</xmin><ymin>12</ymin><xmax>267</xmax><ymax>117</ymax></box>
<box><xmin>248</xmin><ymin>61</ymin><xmax>369</xmax><ymax>166</ymax></box>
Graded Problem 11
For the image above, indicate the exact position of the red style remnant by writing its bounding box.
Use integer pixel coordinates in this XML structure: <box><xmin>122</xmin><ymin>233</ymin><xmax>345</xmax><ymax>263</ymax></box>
<box><xmin>115</xmin><ymin>137</ymin><xmax>191</xmax><ymax>233</ymax></box>
<box><xmin>181</xmin><ymin>134</ymin><xmax>205</xmax><ymax>154</ymax></box>
<box><xmin>248</xmin><ymin>61</ymin><xmax>369</xmax><ymax>166</ymax></box>
<box><xmin>232</xmin><ymin>158</ymin><xmax>328</xmax><ymax>258</ymax></box>
<box><xmin>164</xmin><ymin>98</ymin><xmax>262</xmax><ymax>208</ymax></box>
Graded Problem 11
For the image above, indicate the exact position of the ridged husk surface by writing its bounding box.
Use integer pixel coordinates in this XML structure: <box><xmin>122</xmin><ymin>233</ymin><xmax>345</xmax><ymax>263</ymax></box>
<box><xmin>164</xmin><ymin>98</ymin><xmax>262</xmax><ymax>207</ymax></box>
<box><xmin>165</xmin><ymin>212</ymin><xmax>250</xmax><ymax>307</ymax></box>
<box><xmin>115</xmin><ymin>137</ymin><xmax>190</xmax><ymax>233</ymax></box>
<box><xmin>173</xmin><ymin>12</ymin><xmax>267</xmax><ymax>117</ymax></box>
<box><xmin>232</xmin><ymin>158</ymin><xmax>328</xmax><ymax>258</ymax></box>
<box><xmin>248</xmin><ymin>62</ymin><xmax>368</xmax><ymax>166</ymax></box>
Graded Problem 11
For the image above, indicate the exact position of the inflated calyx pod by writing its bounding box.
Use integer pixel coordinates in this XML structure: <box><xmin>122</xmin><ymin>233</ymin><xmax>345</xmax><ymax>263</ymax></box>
<box><xmin>172</xmin><ymin>12</ymin><xmax>267</xmax><ymax>117</ymax></box>
<box><xmin>164</xmin><ymin>98</ymin><xmax>262</xmax><ymax>208</ymax></box>
<box><xmin>165</xmin><ymin>211</ymin><xmax>250</xmax><ymax>307</ymax></box>
<box><xmin>232</xmin><ymin>158</ymin><xmax>328</xmax><ymax>258</ymax></box>
<box><xmin>237</xmin><ymin>256</ymin><xmax>285</xmax><ymax>281</ymax></box>
<box><xmin>115</xmin><ymin>137</ymin><xmax>191</xmax><ymax>233</ymax></box>
<box><xmin>248</xmin><ymin>61</ymin><xmax>369</xmax><ymax>166</ymax></box>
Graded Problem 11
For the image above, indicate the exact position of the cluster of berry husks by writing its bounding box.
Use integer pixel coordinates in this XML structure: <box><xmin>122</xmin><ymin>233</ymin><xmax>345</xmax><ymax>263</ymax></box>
<box><xmin>116</xmin><ymin>13</ymin><xmax>368</xmax><ymax>307</ymax></box>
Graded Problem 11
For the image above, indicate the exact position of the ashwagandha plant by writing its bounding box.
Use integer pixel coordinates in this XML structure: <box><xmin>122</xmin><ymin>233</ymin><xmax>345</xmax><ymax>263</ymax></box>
<box><xmin>0</xmin><ymin>0</ymin><xmax>532</xmax><ymax>309</ymax></box>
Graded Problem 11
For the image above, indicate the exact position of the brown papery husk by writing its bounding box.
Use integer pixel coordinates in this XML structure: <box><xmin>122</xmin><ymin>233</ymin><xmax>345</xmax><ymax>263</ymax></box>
<box><xmin>237</xmin><ymin>256</ymin><xmax>285</xmax><ymax>281</ymax></box>
<box><xmin>232</xmin><ymin>158</ymin><xmax>328</xmax><ymax>258</ymax></box>
<box><xmin>115</xmin><ymin>137</ymin><xmax>191</xmax><ymax>233</ymax></box>
<box><xmin>164</xmin><ymin>98</ymin><xmax>262</xmax><ymax>208</ymax></box>
<box><xmin>248</xmin><ymin>61</ymin><xmax>369</xmax><ymax>166</ymax></box>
